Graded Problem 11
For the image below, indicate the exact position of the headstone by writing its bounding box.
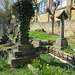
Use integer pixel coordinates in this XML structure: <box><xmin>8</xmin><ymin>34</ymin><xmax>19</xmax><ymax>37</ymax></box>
<box><xmin>0</xmin><ymin>18</ymin><xmax>5</xmax><ymax>36</ymax></box>
<box><xmin>0</xmin><ymin>18</ymin><xmax>9</xmax><ymax>44</ymax></box>
<box><xmin>14</xmin><ymin>24</ymin><xmax>20</xmax><ymax>43</ymax></box>
<box><xmin>54</xmin><ymin>10</ymin><xmax>68</xmax><ymax>50</ymax></box>
<box><xmin>8</xmin><ymin>1</ymin><xmax>37</xmax><ymax>68</ymax></box>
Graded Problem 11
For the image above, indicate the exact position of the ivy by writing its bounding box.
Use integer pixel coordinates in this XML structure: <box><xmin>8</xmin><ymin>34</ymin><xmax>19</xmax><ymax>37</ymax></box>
<box><xmin>13</xmin><ymin>0</ymin><xmax>34</xmax><ymax>44</ymax></box>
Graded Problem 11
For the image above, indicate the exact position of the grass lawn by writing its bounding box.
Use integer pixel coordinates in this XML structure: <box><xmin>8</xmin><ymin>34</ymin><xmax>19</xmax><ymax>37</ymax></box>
<box><xmin>29</xmin><ymin>31</ymin><xmax>59</xmax><ymax>41</ymax></box>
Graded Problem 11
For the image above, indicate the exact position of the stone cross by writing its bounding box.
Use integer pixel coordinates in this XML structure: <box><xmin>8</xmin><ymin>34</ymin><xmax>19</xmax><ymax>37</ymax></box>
<box><xmin>56</xmin><ymin>10</ymin><xmax>68</xmax><ymax>38</ymax></box>
<box><xmin>54</xmin><ymin>10</ymin><xmax>68</xmax><ymax>50</ymax></box>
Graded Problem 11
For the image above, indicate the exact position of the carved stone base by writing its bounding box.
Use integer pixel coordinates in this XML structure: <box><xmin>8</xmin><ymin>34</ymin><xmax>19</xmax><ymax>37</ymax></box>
<box><xmin>54</xmin><ymin>38</ymin><xmax>68</xmax><ymax>50</ymax></box>
<box><xmin>8</xmin><ymin>44</ymin><xmax>37</xmax><ymax>68</ymax></box>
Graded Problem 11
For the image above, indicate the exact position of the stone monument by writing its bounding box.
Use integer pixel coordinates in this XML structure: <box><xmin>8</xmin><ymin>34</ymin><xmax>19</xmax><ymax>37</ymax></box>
<box><xmin>14</xmin><ymin>24</ymin><xmax>20</xmax><ymax>43</ymax></box>
<box><xmin>54</xmin><ymin>10</ymin><xmax>68</xmax><ymax>50</ymax></box>
<box><xmin>0</xmin><ymin>18</ymin><xmax>9</xmax><ymax>44</ymax></box>
<box><xmin>8</xmin><ymin>1</ymin><xmax>37</xmax><ymax>68</ymax></box>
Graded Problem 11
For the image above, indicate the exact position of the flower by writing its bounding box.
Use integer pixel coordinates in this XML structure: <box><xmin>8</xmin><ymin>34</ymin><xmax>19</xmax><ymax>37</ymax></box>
<box><xmin>55</xmin><ymin>68</ymin><xmax>58</xmax><ymax>70</ymax></box>
<box><xmin>38</xmin><ymin>56</ymin><xmax>39</xmax><ymax>58</ymax></box>
<box><xmin>47</xmin><ymin>64</ymin><xmax>49</xmax><ymax>66</ymax></box>
<box><xmin>40</xmin><ymin>65</ymin><xmax>42</xmax><ymax>68</ymax></box>
<box><xmin>46</xmin><ymin>66</ymin><xmax>50</xmax><ymax>69</ymax></box>
<box><xmin>55</xmin><ymin>73</ymin><xmax>57</xmax><ymax>75</ymax></box>
<box><xmin>38</xmin><ymin>60</ymin><xmax>40</xmax><ymax>62</ymax></box>
<box><xmin>21</xmin><ymin>65</ymin><xmax>23</xmax><ymax>67</ymax></box>
<box><xmin>52</xmin><ymin>67</ymin><xmax>53</xmax><ymax>69</ymax></box>
<box><xmin>33</xmin><ymin>59</ymin><xmax>35</xmax><ymax>62</ymax></box>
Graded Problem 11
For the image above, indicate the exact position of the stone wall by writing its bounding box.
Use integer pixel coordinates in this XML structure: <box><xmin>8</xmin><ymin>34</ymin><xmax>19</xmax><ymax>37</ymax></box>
<box><xmin>30</xmin><ymin>20</ymin><xmax>75</xmax><ymax>36</ymax></box>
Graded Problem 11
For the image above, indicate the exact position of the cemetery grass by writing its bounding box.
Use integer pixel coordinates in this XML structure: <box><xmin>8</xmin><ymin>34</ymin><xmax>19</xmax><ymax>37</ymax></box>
<box><xmin>29</xmin><ymin>31</ymin><xmax>75</xmax><ymax>54</ymax></box>
<box><xmin>0</xmin><ymin>53</ymin><xmax>75</xmax><ymax>75</ymax></box>
<box><xmin>31</xmin><ymin>53</ymin><xmax>75</xmax><ymax>75</ymax></box>
<box><xmin>29</xmin><ymin>31</ymin><xmax>59</xmax><ymax>41</ymax></box>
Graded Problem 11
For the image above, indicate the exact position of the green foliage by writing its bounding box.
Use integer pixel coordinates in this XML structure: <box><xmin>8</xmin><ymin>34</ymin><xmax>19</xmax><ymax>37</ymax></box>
<box><xmin>13</xmin><ymin>0</ymin><xmax>34</xmax><ymax>44</ymax></box>
<box><xmin>0</xmin><ymin>57</ymin><xmax>10</xmax><ymax>70</ymax></box>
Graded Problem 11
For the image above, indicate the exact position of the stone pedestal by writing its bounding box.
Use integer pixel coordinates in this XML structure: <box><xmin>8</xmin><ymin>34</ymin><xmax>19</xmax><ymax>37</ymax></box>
<box><xmin>54</xmin><ymin>38</ymin><xmax>68</xmax><ymax>50</ymax></box>
<box><xmin>8</xmin><ymin>43</ymin><xmax>37</xmax><ymax>68</ymax></box>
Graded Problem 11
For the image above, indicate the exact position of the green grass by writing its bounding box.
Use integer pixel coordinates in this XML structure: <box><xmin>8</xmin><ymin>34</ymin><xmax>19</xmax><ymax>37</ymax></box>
<box><xmin>66</xmin><ymin>35</ymin><xmax>75</xmax><ymax>49</ymax></box>
<box><xmin>29</xmin><ymin>31</ymin><xmax>59</xmax><ymax>41</ymax></box>
<box><xmin>62</xmin><ymin>46</ymin><xmax>75</xmax><ymax>55</ymax></box>
<box><xmin>31</xmin><ymin>53</ymin><xmax>75</xmax><ymax>75</ymax></box>
<box><xmin>0</xmin><ymin>57</ymin><xmax>33</xmax><ymax>75</ymax></box>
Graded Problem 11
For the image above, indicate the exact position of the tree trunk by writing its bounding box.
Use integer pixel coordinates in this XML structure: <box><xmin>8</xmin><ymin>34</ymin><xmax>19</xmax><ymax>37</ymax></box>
<box><xmin>52</xmin><ymin>18</ymin><xmax>54</xmax><ymax>34</ymax></box>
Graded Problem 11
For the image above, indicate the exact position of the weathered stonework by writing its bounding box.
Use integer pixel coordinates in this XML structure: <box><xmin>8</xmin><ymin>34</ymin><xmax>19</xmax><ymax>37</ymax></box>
<box><xmin>8</xmin><ymin>43</ymin><xmax>37</xmax><ymax>68</ymax></box>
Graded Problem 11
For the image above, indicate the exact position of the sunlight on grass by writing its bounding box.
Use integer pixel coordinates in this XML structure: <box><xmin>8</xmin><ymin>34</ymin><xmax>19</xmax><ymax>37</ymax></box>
<box><xmin>62</xmin><ymin>46</ymin><xmax>75</xmax><ymax>55</ymax></box>
<box><xmin>31</xmin><ymin>54</ymin><xmax>75</xmax><ymax>75</ymax></box>
<box><xmin>29</xmin><ymin>31</ymin><xmax>59</xmax><ymax>41</ymax></box>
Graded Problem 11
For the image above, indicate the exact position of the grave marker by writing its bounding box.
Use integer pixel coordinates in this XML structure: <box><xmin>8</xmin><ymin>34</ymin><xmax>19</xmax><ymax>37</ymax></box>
<box><xmin>54</xmin><ymin>10</ymin><xmax>68</xmax><ymax>50</ymax></box>
<box><xmin>0</xmin><ymin>18</ymin><xmax>9</xmax><ymax>44</ymax></box>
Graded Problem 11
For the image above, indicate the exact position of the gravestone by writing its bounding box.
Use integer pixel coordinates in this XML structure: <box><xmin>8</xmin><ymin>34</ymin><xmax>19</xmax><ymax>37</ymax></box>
<box><xmin>54</xmin><ymin>10</ymin><xmax>68</xmax><ymax>50</ymax></box>
<box><xmin>14</xmin><ymin>24</ymin><xmax>20</xmax><ymax>43</ymax></box>
<box><xmin>8</xmin><ymin>1</ymin><xmax>37</xmax><ymax>68</ymax></box>
<box><xmin>0</xmin><ymin>18</ymin><xmax>9</xmax><ymax>44</ymax></box>
<box><xmin>0</xmin><ymin>18</ymin><xmax>5</xmax><ymax>36</ymax></box>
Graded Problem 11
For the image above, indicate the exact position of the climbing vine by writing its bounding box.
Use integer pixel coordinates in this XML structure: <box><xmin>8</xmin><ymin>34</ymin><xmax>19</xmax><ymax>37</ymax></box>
<box><xmin>13</xmin><ymin>0</ymin><xmax>34</xmax><ymax>44</ymax></box>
